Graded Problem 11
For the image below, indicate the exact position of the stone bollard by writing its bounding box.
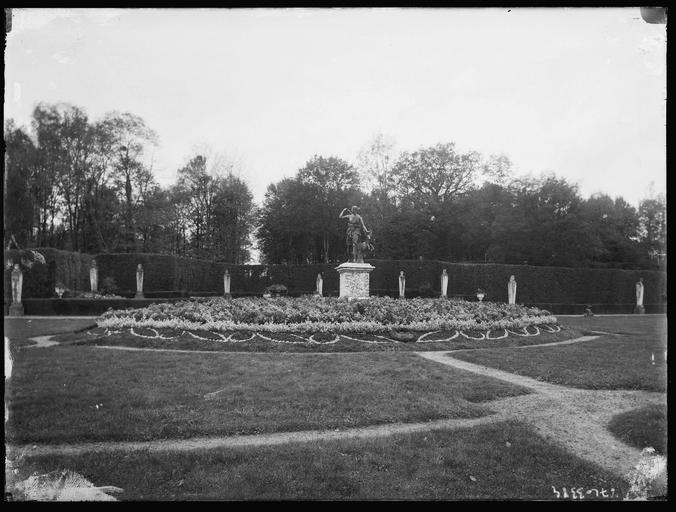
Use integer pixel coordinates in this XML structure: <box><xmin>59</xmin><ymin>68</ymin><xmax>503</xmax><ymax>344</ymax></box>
<box><xmin>508</xmin><ymin>275</ymin><xmax>517</xmax><ymax>305</ymax></box>
<box><xmin>90</xmin><ymin>259</ymin><xmax>98</xmax><ymax>294</ymax></box>
<box><xmin>223</xmin><ymin>269</ymin><xmax>231</xmax><ymax>299</ymax></box>
<box><xmin>9</xmin><ymin>264</ymin><xmax>24</xmax><ymax>316</ymax></box>
<box><xmin>440</xmin><ymin>269</ymin><xmax>448</xmax><ymax>298</ymax></box>
<box><xmin>399</xmin><ymin>271</ymin><xmax>406</xmax><ymax>299</ymax></box>
<box><xmin>315</xmin><ymin>273</ymin><xmax>323</xmax><ymax>297</ymax></box>
<box><xmin>135</xmin><ymin>264</ymin><xmax>144</xmax><ymax>299</ymax></box>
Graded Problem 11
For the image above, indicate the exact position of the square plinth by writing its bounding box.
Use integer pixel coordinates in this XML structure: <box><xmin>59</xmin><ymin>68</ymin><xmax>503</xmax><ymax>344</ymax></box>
<box><xmin>335</xmin><ymin>263</ymin><xmax>375</xmax><ymax>299</ymax></box>
<box><xmin>9</xmin><ymin>303</ymin><xmax>24</xmax><ymax>316</ymax></box>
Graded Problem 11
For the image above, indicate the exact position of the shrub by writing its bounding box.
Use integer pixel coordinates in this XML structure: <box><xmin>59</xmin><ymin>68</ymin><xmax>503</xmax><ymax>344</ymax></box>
<box><xmin>100</xmin><ymin>277</ymin><xmax>120</xmax><ymax>296</ymax></box>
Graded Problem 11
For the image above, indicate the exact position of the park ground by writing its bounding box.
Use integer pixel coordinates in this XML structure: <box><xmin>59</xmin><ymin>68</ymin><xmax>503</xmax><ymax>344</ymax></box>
<box><xmin>3</xmin><ymin>314</ymin><xmax>667</xmax><ymax>500</ymax></box>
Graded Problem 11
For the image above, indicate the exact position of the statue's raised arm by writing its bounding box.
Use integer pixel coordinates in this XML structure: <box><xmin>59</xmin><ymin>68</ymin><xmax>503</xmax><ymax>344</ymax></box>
<box><xmin>339</xmin><ymin>207</ymin><xmax>351</xmax><ymax>219</ymax></box>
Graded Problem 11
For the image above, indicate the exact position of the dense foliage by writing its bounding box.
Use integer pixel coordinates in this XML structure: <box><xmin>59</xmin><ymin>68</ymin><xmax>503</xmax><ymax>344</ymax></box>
<box><xmin>5</xmin><ymin>107</ymin><xmax>665</xmax><ymax>271</ymax></box>
<box><xmin>4</xmin><ymin>104</ymin><xmax>254</xmax><ymax>262</ymax></box>
<box><xmin>98</xmin><ymin>296</ymin><xmax>557</xmax><ymax>333</ymax></box>
<box><xmin>258</xmin><ymin>139</ymin><xmax>665</xmax><ymax>269</ymax></box>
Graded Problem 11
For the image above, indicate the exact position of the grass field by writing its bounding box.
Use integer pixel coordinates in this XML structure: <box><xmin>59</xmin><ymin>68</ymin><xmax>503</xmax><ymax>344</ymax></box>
<box><xmin>5</xmin><ymin>346</ymin><xmax>529</xmax><ymax>444</ymax></box>
<box><xmin>4</xmin><ymin>317</ymin><xmax>97</xmax><ymax>348</ymax></box>
<box><xmin>607</xmin><ymin>404</ymin><xmax>667</xmax><ymax>456</ymax></box>
<box><xmin>10</xmin><ymin>421</ymin><xmax>626</xmax><ymax>500</ymax></box>
<box><xmin>451</xmin><ymin>316</ymin><xmax>667</xmax><ymax>391</ymax></box>
<box><xmin>4</xmin><ymin>314</ymin><xmax>665</xmax><ymax>500</ymax></box>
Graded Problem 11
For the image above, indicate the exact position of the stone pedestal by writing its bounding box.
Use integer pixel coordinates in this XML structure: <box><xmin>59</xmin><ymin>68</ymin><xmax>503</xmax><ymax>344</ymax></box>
<box><xmin>335</xmin><ymin>262</ymin><xmax>375</xmax><ymax>299</ymax></box>
<box><xmin>9</xmin><ymin>303</ymin><xmax>24</xmax><ymax>316</ymax></box>
<box><xmin>634</xmin><ymin>305</ymin><xmax>645</xmax><ymax>314</ymax></box>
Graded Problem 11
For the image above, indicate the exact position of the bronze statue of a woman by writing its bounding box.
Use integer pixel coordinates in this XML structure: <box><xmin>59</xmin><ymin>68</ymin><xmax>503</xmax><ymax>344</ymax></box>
<box><xmin>339</xmin><ymin>206</ymin><xmax>372</xmax><ymax>263</ymax></box>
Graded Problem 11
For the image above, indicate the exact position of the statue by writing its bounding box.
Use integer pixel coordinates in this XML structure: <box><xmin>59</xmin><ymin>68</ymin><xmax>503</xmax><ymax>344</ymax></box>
<box><xmin>9</xmin><ymin>264</ymin><xmax>24</xmax><ymax>316</ymax></box>
<box><xmin>135</xmin><ymin>264</ymin><xmax>144</xmax><ymax>299</ymax></box>
<box><xmin>316</xmin><ymin>273</ymin><xmax>323</xmax><ymax>296</ymax></box>
<box><xmin>90</xmin><ymin>259</ymin><xmax>98</xmax><ymax>294</ymax></box>
<box><xmin>440</xmin><ymin>269</ymin><xmax>448</xmax><ymax>298</ymax></box>
<box><xmin>508</xmin><ymin>275</ymin><xmax>517</xmax><ymax>305</ymax></box>
<box><xmin>223</xmin><ymin>269</ymin><xmax>231</xmax><ymax>298</ymax></box>
<box><xmin>635</xmin><ymin>278</ymin><xmax>645</xmax><ymax>314</ymax></box>
<box><xmin>398</xmin><ymin>271</ymin><xmax>406</xmax><ymax>299</ymax></box>
<box><xmin>11</xmin><ymin>264</ymin><xmax>23</xmax><ymax>305</ymax></box>
<box><xmin>339</xmin><ymin>206</ymin><xmax>373</xmax><ymax>263</ymax></box>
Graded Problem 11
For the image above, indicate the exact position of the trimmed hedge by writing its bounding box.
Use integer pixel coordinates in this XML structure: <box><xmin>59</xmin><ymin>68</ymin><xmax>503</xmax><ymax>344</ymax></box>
<box><xmin>3</xmin><ymin>248</ymin><xmax>93</xmax><ymax>300</ymax></box>
<box><xmin>11</xmin><ymin>298</ymin><xmax>189</xmax><ymax>316</ymax></box>
<box><xmin>365</xmin><ymin>259</ymin><xmax>668</xmax><ymax>307</ymax></box>
<box><xmin>94</xmin><ymin>253</ymin><xmax>226</xmax><ymax>295</ymax></box>
<box><xmin>5</xmin><ymin>251</ymin><xmax>667</xmax><ymax>308</ymax></box>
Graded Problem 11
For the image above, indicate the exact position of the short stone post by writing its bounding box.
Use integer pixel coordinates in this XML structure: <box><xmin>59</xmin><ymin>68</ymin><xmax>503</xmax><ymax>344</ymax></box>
<box><xmin>398</xmin><ymin>271</ymin><xmax>406</xmax><ymax>299</ymax></box>
<box><xmin>90</xmin><ymin>259</ymin><xmax>98</xmax><ymax>294</ymax></box>
<box><xmin>9</xmin><ymin>264</ymin><xmax>24</xmax><ymax>316</ymax></box>
<box><xmin>223</xmin><ymin>269</ymin><xmax>231</xmax><ymax>299</ymax></box>
<box><xmin>135</xmin><ymin>264</ymin><xmax>144</xmax><ymax>299</ymax></box>
<box><xmin>508</xmin><ymin>275</ymin><xmax>517</xmax><ymax>305</ymax></box>
<box><xmin>634</xmin><ymin>278</ymin><xmax>645</xmax><ymax>314</ymax></box>
<box><xmin>440</xmin><ymin>269</ymin><xmax>448</xmax><ymax>298</ymax></box>
<box><xmin>315</xmin><ymin>273</ymin><xmax>323</xmax><ymax>296</ymax></box>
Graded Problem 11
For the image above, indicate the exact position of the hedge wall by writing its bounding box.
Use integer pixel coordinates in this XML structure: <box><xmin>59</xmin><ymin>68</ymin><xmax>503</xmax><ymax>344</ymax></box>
<box><xmin>94</xmin><ymin>253</ymin><xmax>226</xmax><ymax>295</ymax></box>
<box><xmin>3</xmin><ymin>248</ymin><xmax>93</xmax><ymax>299</ymax></box>
<box><xmin>5</xmin><ymin>250</ymin><xmax>667</xmax><ymax>307</ymax></box>
<box><xmin>367</xmin><ymin>259</ymin><xmax>667</xmax><ymax>306</ymax></box>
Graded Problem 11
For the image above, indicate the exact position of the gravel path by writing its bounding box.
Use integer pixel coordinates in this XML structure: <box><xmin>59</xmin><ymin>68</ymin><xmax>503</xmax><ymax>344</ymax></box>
<box><xmin>9</xmin><ymin>416</ymin><xmax>503</xmax><ymax>458</ymax></box>
<box><xmin>417</xmin><ymin>347</ymin><xmax>666</xmax><ymax>479</ymax></box>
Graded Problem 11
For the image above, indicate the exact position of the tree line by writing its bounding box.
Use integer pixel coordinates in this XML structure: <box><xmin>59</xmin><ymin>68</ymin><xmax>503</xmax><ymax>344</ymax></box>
<box><xmin>4</xmin><ymin>104</ymin><xmax>666</xmax><ymax>269</ymax></box>
<box><xmin>5</xmin><ymin>103</ymin><xmax>254</xmax><ymax>263</ymax></box>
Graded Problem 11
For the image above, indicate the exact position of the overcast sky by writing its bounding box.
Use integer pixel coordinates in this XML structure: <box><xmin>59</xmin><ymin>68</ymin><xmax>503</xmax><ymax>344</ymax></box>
<box><xmin>4</xmin><ymin>7</ymin><xmax>666</xmax><ymax>207</ymax></box>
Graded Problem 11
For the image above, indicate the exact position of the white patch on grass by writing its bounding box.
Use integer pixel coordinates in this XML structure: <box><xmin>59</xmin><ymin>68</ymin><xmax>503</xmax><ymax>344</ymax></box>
<box><xmin>13</xmin><ymin>470</ymin><xmax>123</xmax><ymax>501</ymax></box>
<box><xmin>624</xmin><ymin>448</ymin><xmax>667</xmax><ymax>500</ymax></box>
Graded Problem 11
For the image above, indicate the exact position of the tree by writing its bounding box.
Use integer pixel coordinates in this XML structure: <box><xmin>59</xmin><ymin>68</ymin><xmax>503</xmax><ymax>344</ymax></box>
<box><xmin>501</xmin><ymin>175</ymin><xmax>599</xmax><ymax>267</ymax></box>
<box><xmin>257</xmin><ymin>156</ymin><xmax>363</xmax><ymax>264</ymax></box>
<box><xmin>638</xmin><ymin>194</ymin><xmax>666</xmax><ymax>262</ymax></box>
<box><xmin>355</xmin><ymin>133</ymin><xmax>397</xmax><ymax>198</ymax></box>
<box><xmin>101</xmin><ymin>112</ymin><xmax>158</xmax><ymax>252</ymax></box>
<box><xmin>173</xmin><ymin>151</ymin><xmax>255</xmax><ymax>261</ymax></box>
<box><xmin>580</xmin><ymin>194</ymin><xmax>643</xmax><ymax>267</ymax></box>
<box><xmin>4</xmin><ymin>121</ymin><xmax>36</xmax><ymax>248</ymax></box>
<box><xmin>210</xmin><ymin>174</ymin><xmax>255</xmax><ymax>263</ymax></box>
<box><xmin>257</xmin><ymin>178</ymin><xmax>317</xmax><ymax>264</ymax></box>
<box><xmin>297</xmin><ymin>155</ymin><xmax>362</xmax><ymax>263</ymax></box>
<box><xmin>391</xmin><ymin>142</ymin><xmax>483</xmax><ymax>217</ymax></box>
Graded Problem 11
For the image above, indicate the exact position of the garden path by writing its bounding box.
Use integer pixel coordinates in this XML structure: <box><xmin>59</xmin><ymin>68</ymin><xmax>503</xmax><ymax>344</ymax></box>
<box><xmin>416</xmin><ymin>350</ymin><xmax>665</xmax><ymax>479</ymax></box>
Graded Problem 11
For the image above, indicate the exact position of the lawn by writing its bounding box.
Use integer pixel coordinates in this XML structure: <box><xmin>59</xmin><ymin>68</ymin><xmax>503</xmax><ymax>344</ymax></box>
<box><xmin>8</xmin><ymin>421</ymin><xmax>626</xmax><ymax>501</ymax></box>
<box><xmin>5</xmin><ymin>346</ymin><xmax>529</xmax><ymax>444</ymax></box>
<box><xmin>557</xmin><ymin>314</ymin><xmax>667</xmax><ymax>337</ymax></box>
<box><xmin>450</xmin><ymin>315</ymin><xmax>667</xmax><ymax>391</ymax></box>
<box><xmin>4</xmin><ymin>317</ymin><xmax>97</xmax><ymax>349</ymax></box>
<box><xmin>607</xmin><ymin>404</ymin><xmax>667</xmax><ymax>456</ymax></box>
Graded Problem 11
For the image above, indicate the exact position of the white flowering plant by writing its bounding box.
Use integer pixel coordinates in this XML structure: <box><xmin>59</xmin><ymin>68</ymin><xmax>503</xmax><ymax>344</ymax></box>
<box><xmin>98</xmin><ymin>296</ymin><xmax>557</xmax><ymax>334</ymax></box>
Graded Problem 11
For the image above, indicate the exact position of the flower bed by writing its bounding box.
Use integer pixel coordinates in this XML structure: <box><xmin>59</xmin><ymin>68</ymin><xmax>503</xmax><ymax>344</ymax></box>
<box><xmin>98</xmin><ymin>296</ymin><xmax>556</xmax><ymax>334</ymax></box>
